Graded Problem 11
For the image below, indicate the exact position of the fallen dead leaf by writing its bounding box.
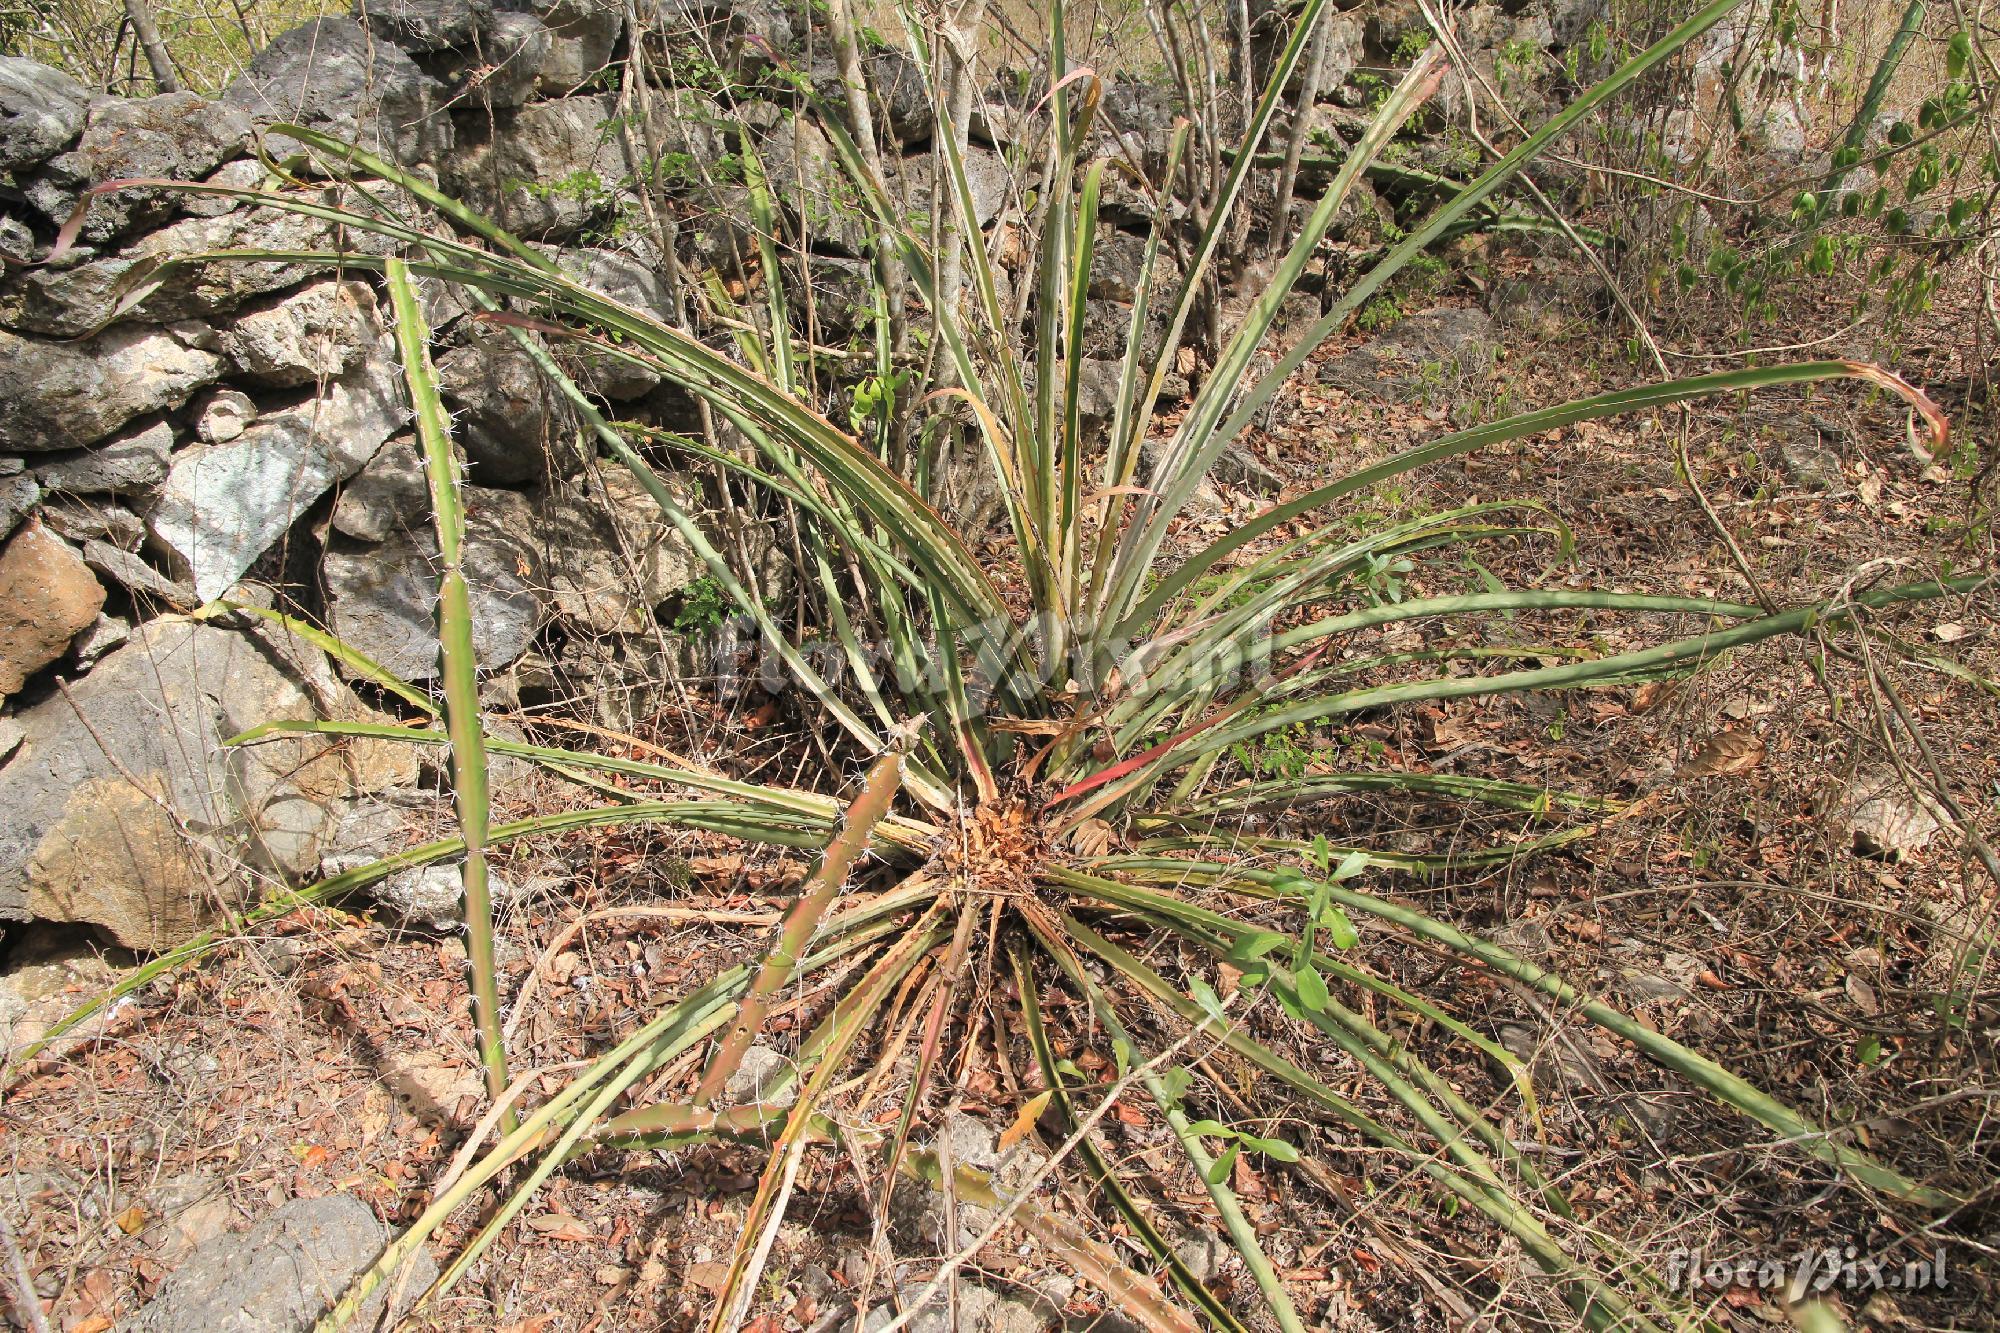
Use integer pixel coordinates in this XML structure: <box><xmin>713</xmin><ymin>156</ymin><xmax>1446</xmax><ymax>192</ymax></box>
<box><xmin>1630</xmin><ymin>680</ymin><xmax>1678</xmax><ymax>714</ymax></box>
<box><xmin>525</xmin><ymin>1212</ymin><xmax>595</xmax><ymax>1242</ymax></box>
<box><xmin>688</xmin><ymin>1260</ymin><xmax>734</xmax><ymax>1294</ymax></box>
<box><xmin>1679</xmin><ymin>730</ymin><xmax>1764</xmax><ymax>779</ymax></box>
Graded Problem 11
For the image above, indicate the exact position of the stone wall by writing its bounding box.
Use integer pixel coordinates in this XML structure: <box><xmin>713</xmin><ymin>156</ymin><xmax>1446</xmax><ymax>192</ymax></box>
<box><xmin>0</xmin><ymin>0</ymin><xmax>1606</xmax><ymax>950</ymax></box>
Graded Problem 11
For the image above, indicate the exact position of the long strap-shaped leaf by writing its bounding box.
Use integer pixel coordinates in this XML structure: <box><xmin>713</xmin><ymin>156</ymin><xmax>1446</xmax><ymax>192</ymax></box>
<box><xmin>694</xmin><ymin>741</ymin><xmax>909</xmax><ymax>1106</ymax></box>
<box><xmin>1023</xmin><ymin>906</ymin><xmax>1310</xmax><ymax>1333</ymax></box>
<box><xmin>1121</xmin><ymin>358</ymin><xmax>1946</xmax><ymax>640</ymax></box>
<box><xmin>1096</xmin><ymin>44</ymin><xmax>1449</xmax><ymax>633</ymax></box>
<box><xmin>1187</xmin><ymin>576</ymin><xmax>1987</xmax><ymax>762</ymax></box>
<box><xmin>386</xmin><ymin>257</ymin><xmax>513</xmax><ymax>1123</ymax></box>
<box><xmin>1096</xmin><ymin>858</ymin><xmax>1960</xmax><ymax>1208</ymax></box>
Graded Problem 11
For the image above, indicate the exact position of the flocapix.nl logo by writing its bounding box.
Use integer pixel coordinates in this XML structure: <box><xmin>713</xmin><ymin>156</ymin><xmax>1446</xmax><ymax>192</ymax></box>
<box><xmin>1664</xmin><ymin>1246</ymin><xmax>1948</xmax><ymax>1300</ymax></box>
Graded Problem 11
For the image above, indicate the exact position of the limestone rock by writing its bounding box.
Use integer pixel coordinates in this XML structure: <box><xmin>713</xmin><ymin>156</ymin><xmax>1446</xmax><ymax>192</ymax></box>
<box><xmin>33</xmin><ymin>419</ymin><xmax>174</xmax><ymax>495</ymax></box>
<box><xmin>443</xmin><ymin>93</ymin><xmax>632</xmax><ymax>239</ymax></box>
<box><xmin>0</xmin><ymin>618</ymin><xmax>417</xmax><ymax>946</ymax></box>
<box><xmin>424</xmin><ymin>9</ymin><xmax>551</xmax><ymax>108</ymax></box>
<box><xmin>148</xmin><ymin>336</ymin><xmax>408</xmax><ymax>601</ymax></box>
<box><xmin>435</xmin><ymin>331</ymin><xmax>583</xmax><ymax>484</ymax></box>
<box><xmin>723</xmin><ymin>1044</ymin><xmax>798</xmax><ymax>1107</ymax></box>
<box><xmin>44</xmin><ymin>497</ymin><xmax>146</xmax><ymax>549</ymax></box>
<box><xmin>22</xmin><ymin>92</ymin><xmax>253</xmax><ymax>243</ymax></box>
<box><xmin>0</xmin><ymin>521</ymin><xmax>105</xmax><ymax>697</ymax></box>
<box><xmin>125</xmin><ymin>1193</ymin><xmax>433</xmax><ymax>1333</ymax></box>
<box><xmin>494</xmin><ymin>0</ymin><xmax>621</xmax><ymax>97</ymax></box>
<box><xmin>813</xmin><ymin>49</ymin><xmax>930</xmax><ymax>145</ymax></box>
<box><xmin>330</xmin><ymin>436</ymin><xmax>428</xmax><ymax>543</ymax></box>
<box><xmin>221</xmin><ymin>279</ymin><xmax>379</xmax><ymax>387</ymax></box>
<box><xmin>194</xmin><ymin>388</ymin><xmax>258</xmax><ymax>444</ymax></box>
<box><xmin>0</xmin><ymin>923</ymin><xmax>118</xmax><ymax>1051</ymax></box>
<box><xmin>367</xmin><ymin>863</ymin><xmax>517</xmax><ymax>930</ymax></box>
<box><xmin>0</xmin><ymin>57</ymin><xmax>92</xmax><ymax>174</ymax></box>
<box><xmin>69</xmin><ymin>612</ymin><xmax>129</xmax><ymax>668</ymax></box>
<box><xmin>361</xmin><ymin>0</ymin><xmax>494</xmax><ymax>51</ymax></box>
<box><xmin>0</xmin><ymin>324</ymin><xmax>223</xmax><ymax>452</ymax></box>
<box><xmin>551</xmin><ymin>245</ymin><xmax>671</xmax><ymax>398</ymax></box>
<box><xmin>1319</xmin><ymin>306</ymin><xmax>1496</xmax><ymax>406</ymax></box>
<box><xmin>79</xmin><ymin>538</ymin><xmax>194</xmax><ymax>606</ymax></box>
<box><xmin>224</xmin><ymin>19</ymin><xmax>451</xmax><ymax>164</ymax></box>
<box><xmin>544</xmin><ymin>469</ymin><xmax>703</xmax><ymax>636</ymax></box>
<box><xmin>0</xmin><ymin>189</ymin><xmax>404</xmax><ymax>338</ymax></box>
<box><xmin>0</xmin><ymin>472</ymin><xmax>39</xmax><ymax>540</ymax></box>
<box><xmin>324</xmin><ymin>485</ymin><xmax>544</xmax><ymax>680</ymax></box>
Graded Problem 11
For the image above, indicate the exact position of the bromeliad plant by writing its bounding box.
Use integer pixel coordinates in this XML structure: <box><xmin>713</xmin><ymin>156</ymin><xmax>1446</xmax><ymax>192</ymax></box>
<box><xmin>51</xmin><ymin>0</ymin><xmax>1980</xmax><ymax>1326</ymax></box>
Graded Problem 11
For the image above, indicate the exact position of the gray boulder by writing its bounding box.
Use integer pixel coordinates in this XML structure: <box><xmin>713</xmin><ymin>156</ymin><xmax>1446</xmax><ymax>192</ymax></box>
<box><xmin>814</xmin><ymin>49</ymin><xmax>931</xmax><ymax>145</ymax></box>
<box><xmin>0</xmin><ymin>618</ymin><xmax>417</xmax><ymax>947</ymax></box>
<box><xmin>361</xmin><ymin>0</ymin><xmax>494</xmax><ymax>51</ymax></box>
<box><xmin>21</xmin><ymin>92</ymin><xmax>253</xmax><ymax>244</ymax></box>
<box><xmin>33</xmin><ymin>418</ymin><xmax>174</xmax><ymax>495</ymax></box>
<box><xmin>44</xmin><ymin>497</ymin><xmax>146</xmax><ymax>550</ymax></box>
<box><xmin>221</xmin><ymin>279</ymin><xmax>380</xmax><ymax>387</ymax></box>
<box><xmin>223</xmin><ymin>18</ymin><xmax>452</xmax><ymax>164</ymax></box>
<box><xmin>544</xmin><ymin>469</ymin><xmax>703</xmax><ymax>636</ymax></box>
<box><xmin>425</xmin><ymin>9</ymin><xmax>551</xmax><ymax>108</ymax></box>
<box><xmin>366</xmin><ymin>863</ymin><xmax>519</xmax><ymax>930</ymax></box>
<box><xmin>324</xmin><ymin>484</ymin><xmax>544</xmax><ymax>680</ymax></box>
<box><xmin>443</xmin><ymin>93</ymin><xmax>631</xmax><ymax>239</ymax></box>
<box><xmin>1536</xmin><ymin>0</ymin><xmax>1609</xmax><ymax>48</ymax></box>
<box><xmin>435</xmin><ymin>331</ymin><xmax>583</xmax><ymax>485</ymax></box>
<box><xmin>0</xmin><ymin>324</ymin><xmax>224</xmax><ymax>453</ymax></box>
<box><xmin>0</xmin><ymin>472</ymin><xmax>39</xmax><ymax>541</ymax></box>
<box><xmin>79</xmin><ymin>537</ymin><xmax>194</xmax><ymax>605</ymax></box>
<box><xmin>550</xmin><ymin>245</ymin><xmax>672</xmax><ymax>398</ymax></box>
<box><xmin>148</xmin><ymin>336</ymin><xmax>409</xmax><ymax>601</ymax></box>
<box><xmin>1319</xmin><ymin>306</ymin><xmax>1496</xmax><ymax>406</ymax></box>
<box><xmin>126</xmin><ymin>1193</ymin><xmax>434</xmax><ymax>1333</ymax></box>
<box><xmin>493</xmin><ymin>0</ymin><xmax>621</xmax><ymax>97</ymax></box>
<box><xmin>330</xmin><ymin>435</ymin><xmax>429</xmax><ymax>543</ymax></box>
<box><xmin>0</xmin><ymin>56</ymin><xmax>92</xmax><ymax>174</ymax></box>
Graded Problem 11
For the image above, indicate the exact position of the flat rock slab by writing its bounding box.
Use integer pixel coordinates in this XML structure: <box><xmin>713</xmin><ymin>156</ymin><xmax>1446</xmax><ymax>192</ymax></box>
<box><xmin>324</xmin><ymin>484</ymin><xmax>544</xmax><ymax>680</ymax></box>
<box><xmin>126</xmin><ymin>1193</ymin><xmax>434</xmax><ymax>1333</ymax></box>
<box><xmin>148</xmin><ymin>336</ymin><xmax>407</xmax><ymax>601</ymax></box>
<box><xmin>0</xmin><ymin>56</ymin><xmax>92</xmax><ymax>173</ymax></box>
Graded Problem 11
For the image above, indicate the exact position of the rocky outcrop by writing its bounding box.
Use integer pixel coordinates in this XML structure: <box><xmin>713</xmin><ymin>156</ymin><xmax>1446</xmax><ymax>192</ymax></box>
<box><xmin>0</xmin><ymin>617</ymin><xmax>416</xmax><ymax>947</ymax></box>
<box><xmin>324</xmin><ymin>481</ymin><xmax>544</xmax><ymax>679</ymax></box>
<box><xmin>222</xmin><ymin>18</ymin><xmax>451</xmax><ymax>163</ymax></box>
<box><xmin>0</xmin><ymin>57</ymin><xmax>93</xmax><ymax>174</ymax></box>
<box><xmin>21</xmin><ymin>92</ymin><xmax>253</xmax><ymax>242</ymax></box>
<box><xmin>147</xmin><ymin>336</ymin><xmax>408</xmax><ymax>600</ymax></box>
<box><xmin>0</xmin><ymin>325</ymin><xmax>224</xmax><ymax>452</ymax></box>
